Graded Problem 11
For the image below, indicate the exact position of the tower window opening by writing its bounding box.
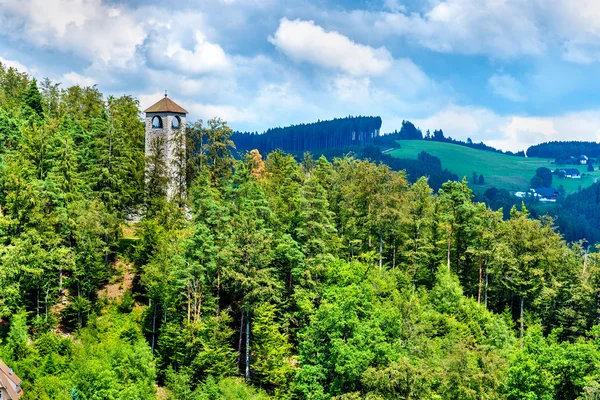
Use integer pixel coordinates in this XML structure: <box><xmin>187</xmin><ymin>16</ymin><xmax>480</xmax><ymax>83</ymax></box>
<box><xmin>152</xmin><ymin>116</ymin><xmax>163</xmax><ymax>129</ymax></box>
<box><xmin>172</xmin><ymin>116</ymin><xmax>180</xmax><ymax>129</ymax></box>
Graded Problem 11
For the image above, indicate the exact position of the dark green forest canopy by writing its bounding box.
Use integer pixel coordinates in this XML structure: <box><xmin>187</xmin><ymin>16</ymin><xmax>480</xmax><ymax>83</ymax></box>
<box><xmin>232</xmin><ymin>116</ymin><xmax>382</xmax><ymax>154</ymax></box>
<box><xmin>527</xmin><ymin>140</ymin><xmax>600</xmax><ymax>158</ymax></box>
<box><xmin>3</xmin><ymin>63</ymin><xmax>600</xmax><ymax>399</ymax></box>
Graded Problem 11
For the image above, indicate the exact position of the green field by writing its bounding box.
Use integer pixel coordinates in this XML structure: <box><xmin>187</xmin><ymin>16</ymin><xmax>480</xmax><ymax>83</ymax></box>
<box><xmin>388</xmin><ymin>140</ymin><xmax>600</xmax><ymax>195</ymax></box>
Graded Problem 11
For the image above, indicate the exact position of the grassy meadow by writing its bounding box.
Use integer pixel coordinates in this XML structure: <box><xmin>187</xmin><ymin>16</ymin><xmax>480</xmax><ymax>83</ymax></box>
<box><xmin>388</xmin><ymin>140</ymin><xmax>600</xmax><ymax>195</ymax></box>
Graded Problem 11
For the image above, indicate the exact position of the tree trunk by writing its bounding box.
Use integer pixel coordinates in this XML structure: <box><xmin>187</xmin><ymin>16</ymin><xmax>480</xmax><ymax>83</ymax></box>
<box><xmin>77</xmin><ymin>282</ymin><xmax>82</xmax><ymax>329</ymax></box>
<box><xmin>379</xmin><ymin>231</ymin><xmax>383</xmax><ymax>271</ymax></box>
<box><xmin>237</xmin><ymin>312</ymin><xmax>244</xmax><ymax>374</ymax></box>
<box><xmin>484</xmin><ymin>263</ymin><xmax>489</xmax><ymax>308</ymax></box>
<box><xmin>392</xmin><ymin>237</ymin><xmax>396</xmax><ymax>269</ymax></box>
<box><xmin>217</xmin><ymin>262</ymin><xmax>221</xmax><ymax>313</ymax></box>
<box><xmin>519</xmin><ymin>295</ymin><xmax>524</xmax><ymax>342</ymax></box>
<box><xmin>45</xmin><ymin>286</ymin><xmax>50</xmax><ymax>320</ymax></box>
<box><xmin>152</xmin><ymin>302</ymin><xmax>157</xmax><ymax>354</ymax></box>
<box><xmin>198</xmin><ymin>282</ymin><xmax>203</xmax><ymax>322</ymax></box>
<box><xmin>187</xmin><ymin>280</ymin><xmax>191</xmax><ymax>324</ymax></box>
<box><xmin>477</xmin><ymin>256</ymin><xmax>483</xmax><ymax>304</ymax></box>
<box><xmin>163</xmin><ymin>300</ymin><xmax>167</xmax><ymax>324</ymax></box>
<box><xmin>245</xmin><ymin>309</ymin><xmax>250</xmax><ymax>380</ymax></box>
<box><xmin>447</xmin><ymin>226</ymin><xmax>453</xmax><ymax>271</ymax></box>
<box><xmin>59</xmin><ymin>267</ymin><xmax>63</xmax><ymax>298</ymax></box>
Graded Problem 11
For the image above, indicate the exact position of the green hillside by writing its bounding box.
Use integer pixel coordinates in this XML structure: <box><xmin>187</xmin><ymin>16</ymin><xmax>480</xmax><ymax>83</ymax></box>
<box><xmin>388</xmin><ymin>140</ymin><xmax>600</xmax><ymax>195</ymax></box>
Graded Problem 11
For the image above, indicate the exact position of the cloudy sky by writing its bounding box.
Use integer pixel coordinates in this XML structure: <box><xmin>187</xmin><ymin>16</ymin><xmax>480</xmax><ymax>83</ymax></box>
<box><xmin>2</xmin><ymin>0</ymin><xmax>600</xmax><ymax>151</ymax></box>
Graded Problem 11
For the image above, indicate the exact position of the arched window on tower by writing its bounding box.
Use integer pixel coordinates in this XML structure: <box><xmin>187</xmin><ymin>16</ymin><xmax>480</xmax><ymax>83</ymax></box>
<box><xmin>152</xmin><ymin>116</ymin><xmax>163</xmax><ymax>129</ymax></box>
<box><xmin>172</xmin><ymin>116</ymin><xmax>181</xmax><ymax>129</ymax></box>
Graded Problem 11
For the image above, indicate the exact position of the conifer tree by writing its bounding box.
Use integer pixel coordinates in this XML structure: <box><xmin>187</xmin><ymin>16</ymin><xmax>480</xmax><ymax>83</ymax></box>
<box><xmin>205</xmin><ymin>117</ymin><xmax>235</xmax><ymax>186</ymax></box>
<box><xmin>22</xmin><ymin>78</ymin><xmax>44</xmax><ymax>120</ymax></box>
<box><xmin>296</xmin><ymin>176</ymin><xmax>338</xmax><ymax>262</ymax></box>
<box><xmin>401</xmin><ymin>177</ymin><xmax>434</xmax><ymax>282</ymax></box>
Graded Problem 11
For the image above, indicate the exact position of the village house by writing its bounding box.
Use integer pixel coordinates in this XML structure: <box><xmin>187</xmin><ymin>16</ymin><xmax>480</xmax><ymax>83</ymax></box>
<box><xmin>516</xmin><ymin>188</ymin><xmax>559</xmax><ymax>202</ymax></box>
<box><xmin>532</xmin><ymin>188</ymin><xmax>559</xmax><ymax>202</ymax></box>
<box><xmin>555</xmin><ymin>168</ymin><xmax>581</xmax><ymax>178</ymax></box>
<box><xmin>580</xmin><ymin>155</ymin><xmax>589</xmax><ymax>165</ymax></box>
<box><xmin>0</xmin><ymin>359</ymin><xmax>22</xmax><ymax>399</ymax></box>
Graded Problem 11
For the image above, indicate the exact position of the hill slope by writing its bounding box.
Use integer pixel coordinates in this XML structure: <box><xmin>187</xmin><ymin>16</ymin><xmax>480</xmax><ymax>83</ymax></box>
<box><xmin>389</xmin><ymin>140</ymin><xmax>600</xmax><ymax>195</ymax></box>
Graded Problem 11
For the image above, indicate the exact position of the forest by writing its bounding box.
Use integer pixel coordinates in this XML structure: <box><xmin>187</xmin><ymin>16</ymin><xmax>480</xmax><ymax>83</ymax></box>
<box><xmin>309</xmin><ymin>145</ymin><xmax>459</xmax><ymax>191</ymax></box>
<box><xmin>232</xmin><ymin>116</ymin><xmax>382</xmax><ymax>154</ymax></box>
<box><xmin>527</xmin><ymin>141</ymin><xmax>600</xmax><ymax>158</ymax></box>
<box><xmin>4</xmin><ymin>62</ymin><xmax>600</xmax><ymax>399</ymax></box>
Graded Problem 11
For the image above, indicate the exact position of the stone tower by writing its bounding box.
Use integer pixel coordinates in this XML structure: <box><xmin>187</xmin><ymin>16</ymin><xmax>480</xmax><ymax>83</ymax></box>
<box><xmin>144</xmin><ymin>93</ymin><xmax>188</xmax><ymax>199</ymax></box>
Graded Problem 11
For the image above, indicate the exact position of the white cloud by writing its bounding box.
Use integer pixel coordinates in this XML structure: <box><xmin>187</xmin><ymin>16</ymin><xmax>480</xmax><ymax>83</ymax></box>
<box><xmin>414</xmin><ymin>105</ymin><xmax>504</xmax><ymax>141</ymax></box>
<box><xmin>488</xmin><ymin>73</ymin><xmax>526</xmax><ymax>102</ymax></box>
<box><xmin>367</xmin><ymin>0</ymin><xmax>600</xmax><ymax>63</ymax></box>
<box><xmin>544</xmin><ymin>0</ymin><xmax>600</xmax><ymax>64</ymax></box>
<box><xmin>374</xmin><ymin>0</ymin><xmax>543</xmax><ymax>58</ymax></box>
<box><xmin>0</xmin><ymin>56</ymin><xmax>29</xmax><ymax>73</ymax></box>
<box><xmin>255</xmin><ymin>83</ymin><xmax>304</xmax><ymax>110</ymax></box>
<box><xmin>60</xmin><ymin>72</ymin><xmax>96</xmax><ymax>87</ymax></box>
<box><xmin>0</xmin><ymin>0</ymin><xmax>145</xmax><ymax>67</ymax></box>
<box><xmin>413</xmin><ymin>105</ymin><xmax>600</xmax><ymax>152</ymax></box>
<box><xmin>145</xmin><ymin>31</ymin><xmax>231</xmax><ymax>75</ymax></box>
<box><xmin>383</xmin><ymin>0</ymin><xmax>406</xmax><ymax>13</ymax></box>
<box><xmin>187</xmin><ymin>103</ymin><xmax>256</xmax><ymax>124</ymax></box>
<box><xmin>269</xmin><ymin>18</ymin><xmax>393</xmax><ymax>76</ymax></box>
<box><xmin>331</xmin><ymin>76</ymin><xmax>372</xmax><ymax>102</ymax></box>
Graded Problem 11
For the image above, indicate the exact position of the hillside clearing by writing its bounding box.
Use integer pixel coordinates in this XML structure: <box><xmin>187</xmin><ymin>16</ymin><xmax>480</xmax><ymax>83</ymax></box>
<box><xmin>389</xmin><ymin>140</ymin><xmax>600</xmax><ymax>195</ymax></box>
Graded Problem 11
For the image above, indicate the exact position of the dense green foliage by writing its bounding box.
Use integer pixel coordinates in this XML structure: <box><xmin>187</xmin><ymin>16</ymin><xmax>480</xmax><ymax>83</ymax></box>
<box><xmin>3</xmin><ymin>62</ymin><xmax>600</xmax><ymax>399</ymax></box>
<box><xmin>306</xmin><ymin>145</ymin><xmax>458</xmax><ymax>191</ymax></box>
<box><xmin>233</xmin><ymin>116</ymin><xmax>382</xmax><ymax>154</ymax></box>
<box><xmin>554</xmin><ymin>182</ymin><xmax>600</xmax><ymax>244</ymax></box>
<box><xmin>527</xmin><ymin>141</ymin><xmax>600</xmax><ymax>158</ymax></box>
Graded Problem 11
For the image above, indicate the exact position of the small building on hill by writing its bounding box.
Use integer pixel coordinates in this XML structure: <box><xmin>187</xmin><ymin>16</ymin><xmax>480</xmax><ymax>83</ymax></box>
<box><xmin>0</xmin><ymin>359</ymin><xmax>22</xmax><ymax>399</ymax></box>
<box><xmin>555</xmin><ymin>168</ymin><xmax>580</xmax><ymax>178</ymax></box>
<box><xmin>532</xmin><ymin>187</ymin><xmax>559</xmax><ymax>202</ymax></box>
<box><xmin>580</xmin><ymin>155</ymin><xmax>589</xmax><ymax>165</ymax></box>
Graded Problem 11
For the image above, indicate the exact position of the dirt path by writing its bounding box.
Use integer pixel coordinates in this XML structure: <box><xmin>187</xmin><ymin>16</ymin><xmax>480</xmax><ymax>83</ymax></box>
<box><xmin>99</xmin><ymin>260</ymin><xmax>134</xmax><ymax>301</ymax></box>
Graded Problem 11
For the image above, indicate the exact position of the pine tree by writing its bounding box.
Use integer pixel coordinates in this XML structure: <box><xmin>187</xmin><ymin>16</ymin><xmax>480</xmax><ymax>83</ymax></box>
<box><xmin>205</xmin><ymin>117</ymin><xmax>235</xmax><ymax>186</ymax></box>
<box><xmin>296</xmin><ymin>176</ymin><xmax>338</xmax><ymax>261</ymax></box>
<box><xmin>22</xmin><ymin>78</ymin><xmax>44</xmax><ymax>120</ymax></box>
<box><xmin>439</xmin><ymin>178</ymin><xmax>475</xmax><ymax>274</ymax></box>
<box><xmin>401</xmin><ymin>177</ymin><xmax>434</xmax><ymax>282</ymax></box>
<box><xmin>251</xmin><ymin>302</ymin><xmax>294</xmax><ymax>393</ymax></box>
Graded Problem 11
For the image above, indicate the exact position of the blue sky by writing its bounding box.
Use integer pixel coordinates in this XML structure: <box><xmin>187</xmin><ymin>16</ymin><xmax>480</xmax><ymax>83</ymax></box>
<box><xmin>2</xmin><ymin>0</ymin><xmax>600</xmax><ymax>151</ymax></box>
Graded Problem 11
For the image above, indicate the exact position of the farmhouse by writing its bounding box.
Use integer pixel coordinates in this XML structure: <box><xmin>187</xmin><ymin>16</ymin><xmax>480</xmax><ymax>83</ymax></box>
<box><xmin>556</xmin><ymin>168</ymin><xmax>581</xmax><ymax>178</ymax></box>
<box><xmin>580</xmin><ymin>155</ymin><xmax>589</xmax><ymax>165</ymax></box>
<box><xmin>0</xmin><ymin>359</ymin><xmax>22</xmax><ymax>399</ymax></box>
<box><xmin>532</xmin><ymin>188</ymin><xmax>559</xmax><ymax>202</ymax></box>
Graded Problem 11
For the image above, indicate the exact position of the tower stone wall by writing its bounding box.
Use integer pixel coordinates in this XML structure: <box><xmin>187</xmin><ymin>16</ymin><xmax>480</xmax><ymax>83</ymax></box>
<box><xmin>144</xmin><ymin>97</ymin><xmax>188</xmax><ymax>200</ymax></box>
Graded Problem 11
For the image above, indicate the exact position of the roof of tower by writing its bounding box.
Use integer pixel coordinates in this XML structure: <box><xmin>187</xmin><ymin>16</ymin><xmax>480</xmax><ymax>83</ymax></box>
<box><xmin>144</xmin><ymin>97</ymin><xmax>188</xmax><ymax>114</ymax></box>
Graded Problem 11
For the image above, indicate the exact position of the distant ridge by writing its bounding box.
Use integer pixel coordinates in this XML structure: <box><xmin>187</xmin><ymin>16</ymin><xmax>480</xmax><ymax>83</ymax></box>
<box><xmin>527</xmin><ymin>141</ymin><xmax>600</xmax><ymax>158</ymax></box>
<box><xmin>232</xmin><ymin>116</ymin><xmax>382</xmax><ymax>154</ymax></box>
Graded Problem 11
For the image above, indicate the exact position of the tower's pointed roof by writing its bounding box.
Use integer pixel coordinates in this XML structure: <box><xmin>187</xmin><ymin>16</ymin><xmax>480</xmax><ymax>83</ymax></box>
<box><xmin>144</xmin><ymin>96</ymin><xmax>188</xmax><ymax>114</ymax></box>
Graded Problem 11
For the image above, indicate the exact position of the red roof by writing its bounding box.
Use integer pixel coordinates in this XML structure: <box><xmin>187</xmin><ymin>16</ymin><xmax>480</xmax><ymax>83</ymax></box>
<box><xmin>144</xmin><ymin>97</ymin><xmax>188</xmax><ymax>114</ymax></box>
